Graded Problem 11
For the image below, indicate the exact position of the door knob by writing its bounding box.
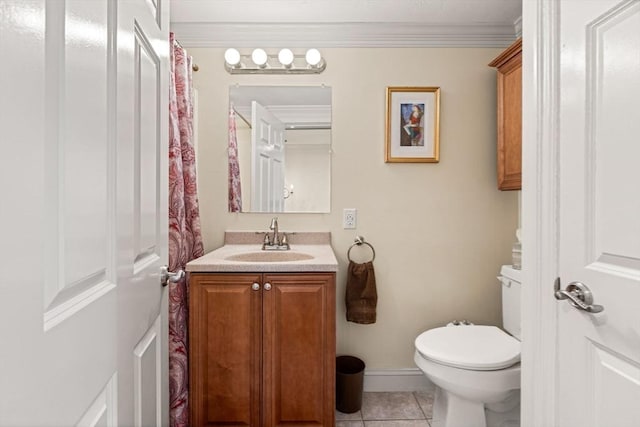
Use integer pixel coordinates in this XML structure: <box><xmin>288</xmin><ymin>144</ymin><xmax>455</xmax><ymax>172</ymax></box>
<box><xmin>264</xmin><ymin>283</ymin><xmax>272</xmax><ymax>291</ymax></box>
<box><xmin>554</xmin><ymin>278</ymin><xmax>604</xmax><ymax>313</ymax></box>
<box><xmin>160</xmin><ymin>265</ymin><xmax>185</xmax><ymax>287</ymax></box>
<box><xmin>252</xmin><ymin>283</ymin><xmax>260</xmax><ymax>291</ymax></box>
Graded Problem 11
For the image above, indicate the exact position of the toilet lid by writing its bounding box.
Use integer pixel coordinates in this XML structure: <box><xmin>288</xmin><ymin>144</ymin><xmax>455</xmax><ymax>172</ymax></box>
<box><xmin>415</xmin><ymin>325</ymin><xmax>521</xmax><ymax>371</ymax></box>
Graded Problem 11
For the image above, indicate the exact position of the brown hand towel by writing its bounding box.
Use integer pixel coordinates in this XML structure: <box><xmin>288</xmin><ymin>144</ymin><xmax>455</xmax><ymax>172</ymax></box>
<box><xmin>345</xmin><ymin>260</ymin><xmax>377</xmax><ymax>324</ymax></box>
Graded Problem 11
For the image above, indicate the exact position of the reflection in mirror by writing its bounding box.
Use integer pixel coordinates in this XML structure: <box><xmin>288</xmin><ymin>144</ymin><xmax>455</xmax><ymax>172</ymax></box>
<box><xmin>229</xmin><ymin>86</ymin><xmax>331</xmax><ymax>213</ymax></box>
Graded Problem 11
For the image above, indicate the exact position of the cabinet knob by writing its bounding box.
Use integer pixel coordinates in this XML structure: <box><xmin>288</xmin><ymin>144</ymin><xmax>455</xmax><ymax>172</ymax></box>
<box><xmin>252</xmin><ymin>283</ymin><xmax>260</xmax><ymax>291</ymax></box>
<box><xmin>264</xmin><ymin>283</ymin><xmax>272</xmax><ymax>291</ymax></box>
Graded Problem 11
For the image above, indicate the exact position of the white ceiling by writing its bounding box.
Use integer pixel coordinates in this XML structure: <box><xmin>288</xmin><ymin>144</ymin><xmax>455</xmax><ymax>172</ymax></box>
<box><xmin>170</xmin><ymin>0</ymin><xmax>522</xmax><ymax>48</ymax></box>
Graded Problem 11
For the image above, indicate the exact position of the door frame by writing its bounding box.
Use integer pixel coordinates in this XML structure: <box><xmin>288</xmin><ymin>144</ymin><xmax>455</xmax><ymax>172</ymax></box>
<box><xmin>521</xmin><ymin>1</ymin><xmax>561</xmax><ymax>426</ymax></box>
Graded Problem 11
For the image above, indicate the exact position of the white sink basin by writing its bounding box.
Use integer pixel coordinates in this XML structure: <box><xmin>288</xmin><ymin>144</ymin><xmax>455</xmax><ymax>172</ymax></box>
<box><xmin>224</xmin><ymin>251</ymin><xmax>315</xmax><ymax>263</ymax></box>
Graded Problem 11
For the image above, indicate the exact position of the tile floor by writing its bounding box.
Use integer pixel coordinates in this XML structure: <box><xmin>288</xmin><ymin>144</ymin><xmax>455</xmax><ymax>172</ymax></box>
<box><xmin>336</xmin><ymin>391</ymin><xmax>434</xmax><ymax>427</ymax></box>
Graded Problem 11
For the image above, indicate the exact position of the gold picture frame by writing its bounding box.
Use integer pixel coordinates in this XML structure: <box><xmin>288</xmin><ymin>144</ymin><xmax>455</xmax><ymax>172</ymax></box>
<box><xmin>385</xmin><ymin>86</ymin><xmax>440</xmax><ymax>163</ymax></box>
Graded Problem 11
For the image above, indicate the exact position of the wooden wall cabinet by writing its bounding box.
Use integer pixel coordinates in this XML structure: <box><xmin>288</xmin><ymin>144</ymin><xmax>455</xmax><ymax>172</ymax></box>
<box><xmin>189</xmin><ymin>272</ymin><xmax>336</xmax><ymax>427</ymax></box>
<box><xmin>490</xmin><ymin>38</ymin><xmax>522</xmax><ymax>190</ymax></box>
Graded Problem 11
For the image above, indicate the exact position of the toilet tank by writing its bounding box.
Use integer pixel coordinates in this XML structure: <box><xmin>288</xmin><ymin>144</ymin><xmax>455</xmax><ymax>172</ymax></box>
<box><xmin>499</xmin><ymin>265</ymin><xmax>522</xmax><ymax>340</ymax></box>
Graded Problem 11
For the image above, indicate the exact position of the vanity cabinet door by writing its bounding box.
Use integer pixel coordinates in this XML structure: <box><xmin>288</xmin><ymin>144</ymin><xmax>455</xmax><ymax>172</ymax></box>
<box><xmin>490</xmin><ymin>38</ymin><xmax>522</xmax><ymax>190</ymax></box>
<box><xmin>189</xmin><ymin>273</ymin><xmax>262</xmax><ymax>426</ymax></box>
<box><xmin>189</xmin><ymin>271</ymin><xmax>336</xmax><ymax>427</ymax></box>
<box><xmin>262</xmin><ymin>273</ymin><xmax>336</xmax><ymax>427</ymax></box>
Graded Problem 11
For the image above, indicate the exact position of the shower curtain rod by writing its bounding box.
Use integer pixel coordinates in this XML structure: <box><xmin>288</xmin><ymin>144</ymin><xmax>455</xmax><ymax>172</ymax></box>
<box><xmin>173</xmin><ymin>38</ymin><xmax>199</xmax><ymax>72</ymax></box>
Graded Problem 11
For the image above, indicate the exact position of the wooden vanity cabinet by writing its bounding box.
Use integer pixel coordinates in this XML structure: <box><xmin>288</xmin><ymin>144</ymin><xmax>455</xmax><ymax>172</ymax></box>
<box><xmin>189</xmin><ymin>272</ymin><xmax>336</xmax><ymax>427</ymax></box>
<box><xmin>489</xmin><ymin>38</ymin><xmax>522</xmax><ymax>190</ymax></box>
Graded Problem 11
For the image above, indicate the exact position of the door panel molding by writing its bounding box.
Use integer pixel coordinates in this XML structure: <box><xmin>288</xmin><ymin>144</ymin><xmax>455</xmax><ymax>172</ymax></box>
<box><xmin>143</xmin><ymin>0</ymin><xmax>162</xmax><ymax>28</ymax></box>
<box><xmin>44</xmin><ymin>279</ymin><xmax>116</xmax><ymax>331</ymax></box>
<box><xmin>76</xmin><ymin>373</ymin><xmax>118</xmax><ymax>427</ymax></box>
<box><xmin>43</xmin><ymin>0</ymin><xmax>117</xmax><ymax>331</ymax></box>
<box><xmin>588</xmin><ymin>339</ymin><xmax>640</xmax><ymax>426</ymax></box>
<box><xmin>585</xmin><ymin>0</ymin><xmax>640</xmax><ymax>272</ymax></box>
<box><xmin>133</xmin><ymin>22</ymin><xmax>162</xmax><ymax>272</ymax></box>
<box><xmin>134</xmin><ymin>315</ymin><xmax>162</xmax><ymax>427</ymax></box>
<box><xmin>588</xmin><ymin>257</ymin><xmax>640</xmax><ymax>281</ymax></box>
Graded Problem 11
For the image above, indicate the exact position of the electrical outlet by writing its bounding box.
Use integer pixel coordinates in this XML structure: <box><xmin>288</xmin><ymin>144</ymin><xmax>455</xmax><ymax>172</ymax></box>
<box><xmin>343</xmin><ymin>208</ymin><xmax>357</xmax><ymax>229</ymax></box>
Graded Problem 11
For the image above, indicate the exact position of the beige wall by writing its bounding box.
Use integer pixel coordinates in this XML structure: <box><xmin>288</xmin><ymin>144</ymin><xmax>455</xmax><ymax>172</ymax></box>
<box><xmin>191</xmin><ymin>47</ymin><xmax>519</xmax><ymax>369</ymax></box>
<box><xmin>283</xmin><ymin>129</ymin><xmax>331</xmax><ymax>212</ymax></box>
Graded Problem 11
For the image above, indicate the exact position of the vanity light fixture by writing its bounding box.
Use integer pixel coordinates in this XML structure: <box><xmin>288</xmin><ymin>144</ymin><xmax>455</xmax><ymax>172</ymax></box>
<box><xmin>224</xmin><ymin>48</ymin><xmax>241</xmax><ymax>68</ymax></box>
<box><xmin>251</xmin><ymin>48</ymin><xmax>268</xmax><ymax>68</ymax></box>
<box><xmin>305</xmin><ymin>49</ymin><xmax>322</xmax><ymax>67</ymax></box>
<box><xmin>223</xmin><ymin>48</ymin><xmax>326</xmax><ymax>74</ymax></box>
<box><xmin>278</xmin><ymin>48</ymin><xmax>294</xmax><ymax>68</ymax></box>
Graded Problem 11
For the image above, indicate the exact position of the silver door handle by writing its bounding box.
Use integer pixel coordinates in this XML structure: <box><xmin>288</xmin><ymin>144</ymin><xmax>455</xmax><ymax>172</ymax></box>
<box><xmin>160</xmin><ymin>265</ymin><xmax>185</xmax><ymax>287</ymax></box>
<box><xmin>554</xmin><ymin>278</ymin><xmax>604</xmax><ymax>313</ymax></box>
<box><xmin>264</xmin><ymin>282</ymin><xmax>272</xmax><ymax>291</ymax></box>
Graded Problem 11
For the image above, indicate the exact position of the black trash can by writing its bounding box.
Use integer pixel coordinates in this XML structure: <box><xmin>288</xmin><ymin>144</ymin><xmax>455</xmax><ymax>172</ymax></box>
<box><xmin>336</xmin><ymin>355</ymin><xmax>365</xmax><ymax>413</ymax></box>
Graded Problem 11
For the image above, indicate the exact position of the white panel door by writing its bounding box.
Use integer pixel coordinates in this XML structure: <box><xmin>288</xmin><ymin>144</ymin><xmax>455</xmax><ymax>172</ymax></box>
<box><xmin>557</xmin><ymin>0</ymin><xmax>640</xmax><ymax>425</ymax></box>
<box><xmin>251</xmin><ymin>100</ymin><xmax>285</xmax><ymax>212</ymax></box>
<box><xmin>0</xmin><ymin>0</ymin><xmax>168</xmax><ymax>425</ymax></box>
<box><xmin>117</xmin><ymin>0</ymin><xmax>169</xmax><ymax>425</ymax></box>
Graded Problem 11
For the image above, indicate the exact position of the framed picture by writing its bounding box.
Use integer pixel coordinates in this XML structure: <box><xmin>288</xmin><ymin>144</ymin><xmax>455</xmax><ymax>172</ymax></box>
<box><xmin>385</xmin><ymin>86</ymin><xmax>440</xmax><ymax>163</ymax></box>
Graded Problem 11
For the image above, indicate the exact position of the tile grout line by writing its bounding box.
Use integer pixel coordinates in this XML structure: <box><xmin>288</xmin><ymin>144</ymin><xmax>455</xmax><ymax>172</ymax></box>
<box><xmin>412</xmin><ymin>391</ymin><xmax>428</xmax><ymax>420</ymax></box>
<box><xmin>339</xmin><ymin>391</ymin><xmax>435</xmax><ymax>425</ymax></box>
<box><xmin>360</xmin><ymin>394</ymin><xmax>424</xmax><ymax>421</ymax></box>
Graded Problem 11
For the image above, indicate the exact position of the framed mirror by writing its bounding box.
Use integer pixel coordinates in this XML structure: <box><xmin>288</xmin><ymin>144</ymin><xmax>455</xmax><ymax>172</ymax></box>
<box><xmin>229</xmin><ymin>85</ymin><xmax>332</xmax><ymax>213</ymax></box>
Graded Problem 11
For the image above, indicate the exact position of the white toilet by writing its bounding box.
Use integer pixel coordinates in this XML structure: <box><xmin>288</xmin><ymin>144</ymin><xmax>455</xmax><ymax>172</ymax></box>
<box><xmin>414</xmin><ymin>265</ymin><xmax>522</xmax><ymax>427</ymax></box>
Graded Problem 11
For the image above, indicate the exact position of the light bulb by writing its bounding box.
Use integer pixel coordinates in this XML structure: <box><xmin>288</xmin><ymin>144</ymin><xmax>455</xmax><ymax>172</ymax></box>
<box><xmin>251</xmin><ymin>48</ymin><xmax>268</xmax><ymax>67</ymax></box>
<box><xmin>305</xmin><ymin>48</ymin><xmax>322</xmax><ymax>66</ymax></box>
<box><xmin>224</xmin><ymin>48</ymin><xmax>240</xmax><ymax>66</ymax></box>
<box><xmin>278</xmin><ymin>48</ymin><xmax>294</xmax><ymax>67</ymax></box>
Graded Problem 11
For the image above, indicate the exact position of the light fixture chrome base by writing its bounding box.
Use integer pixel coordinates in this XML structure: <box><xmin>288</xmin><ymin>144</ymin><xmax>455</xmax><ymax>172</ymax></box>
<box><xmin>224</xmin><ymin>50</ymin><xmax>326</xmax><ymax>74</ymax></box>
<box><xmin>225</xmin><ymin>58</ymin><xmax>326</xmax><ymax>74</ymax></box>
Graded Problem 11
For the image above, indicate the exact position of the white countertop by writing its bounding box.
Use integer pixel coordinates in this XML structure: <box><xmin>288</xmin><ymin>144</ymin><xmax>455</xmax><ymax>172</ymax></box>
<box><xmin>186</xmin><ymin>232</ymin><xmax>338</xmax><ymax>273</ymax></box>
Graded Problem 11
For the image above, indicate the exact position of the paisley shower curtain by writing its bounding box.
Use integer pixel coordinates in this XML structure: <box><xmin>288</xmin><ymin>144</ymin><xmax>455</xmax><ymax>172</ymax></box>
<box><xmin>228</xmin><ymin>107</ymin><xmax>242</xmax><ymax>212</ymax></box>
<box><xmin>168</xmin><ymin>33</ymin><xmax>204</xmax><ymax>427</ymax></box>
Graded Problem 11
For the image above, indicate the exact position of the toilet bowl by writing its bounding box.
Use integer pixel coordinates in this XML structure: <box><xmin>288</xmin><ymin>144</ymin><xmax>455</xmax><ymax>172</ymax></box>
<box><xmin>414</xmin><ymin>326</ymin><xmax>521</xmax><ymax>427</ymax></box>
<box><xmin>414</xmin><ymin>266</ymin><xmax>522</xmax><ymax>427</ymax></box>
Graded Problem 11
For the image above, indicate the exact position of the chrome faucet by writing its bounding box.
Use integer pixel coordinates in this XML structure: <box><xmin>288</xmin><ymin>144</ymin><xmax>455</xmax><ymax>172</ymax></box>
<box><xmin>270</xmin><ymin>217</ymin><xmax>279</xmax><ymax>246</ymax></box>
<box><xmin>262</xmin><ymin>217</ymin><xmax>290</xmax><ymax>250</ymax></box>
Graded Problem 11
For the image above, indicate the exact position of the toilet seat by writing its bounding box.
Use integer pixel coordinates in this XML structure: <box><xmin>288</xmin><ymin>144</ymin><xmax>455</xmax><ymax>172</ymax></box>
<box><xmin>415</xmin><ymin>325</ymin><xmax>520</xmax><ymax>371</ymax></box>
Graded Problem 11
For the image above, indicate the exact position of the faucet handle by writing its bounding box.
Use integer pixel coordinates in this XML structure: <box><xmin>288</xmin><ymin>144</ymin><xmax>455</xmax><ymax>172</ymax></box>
<box><xmin>280</xmin><ymin>233</ymin><xmax>289</xmax><ymax>246</ymax></box>
<box><xmin>263</xmin><ymin>233</ymin><xmax>271</xmax><ymax>245</ymax></box>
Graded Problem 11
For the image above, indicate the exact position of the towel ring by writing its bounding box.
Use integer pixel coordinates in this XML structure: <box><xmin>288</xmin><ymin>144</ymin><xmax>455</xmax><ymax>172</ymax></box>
<box><xmin>347</xmin><ymin>236</ymin><xmax>376</xmax><ymax>263</ymax></box>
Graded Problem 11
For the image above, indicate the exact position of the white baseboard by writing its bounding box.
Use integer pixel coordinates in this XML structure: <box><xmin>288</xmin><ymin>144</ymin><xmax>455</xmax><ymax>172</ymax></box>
<box><xmin>363</xmin><ymin>369</ymin><xmax>434</xmax><ymax>392</ymax></box>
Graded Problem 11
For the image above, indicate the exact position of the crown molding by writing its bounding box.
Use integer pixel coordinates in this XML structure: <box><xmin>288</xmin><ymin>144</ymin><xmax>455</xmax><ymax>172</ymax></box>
<box><xmin>514</xmin><ymin>16</ymin><xmax>523</xmax><ymax>38</ymax></box>
<box><xmin>269</xmin><ymin>105</ymin><xmax>331</xmax><ymax>128</ymax></box>
<box><xmin>170</xmin><ymin>22</ymin><xmax>520</xmax><ymax>48</ymax></box>
<box><xmin>235</xmin><ymin>105</ymin><xmax>331</xmax><ymax>129</ymax></box>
